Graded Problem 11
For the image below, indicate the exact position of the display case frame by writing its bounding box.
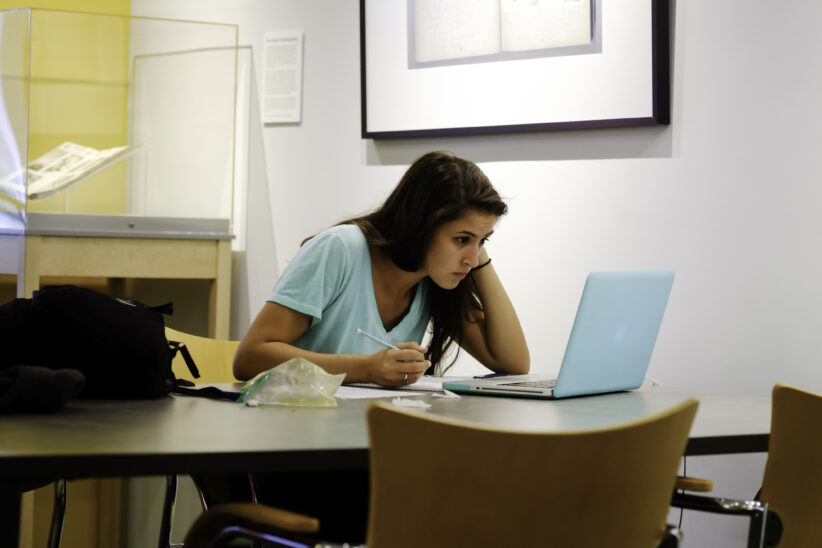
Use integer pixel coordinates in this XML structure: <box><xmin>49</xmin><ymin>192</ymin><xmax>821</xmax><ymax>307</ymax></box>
<box><xmin>0</xmin><ymin>8</ymin><xmax>239</xmax><ymax>337</ymax></box>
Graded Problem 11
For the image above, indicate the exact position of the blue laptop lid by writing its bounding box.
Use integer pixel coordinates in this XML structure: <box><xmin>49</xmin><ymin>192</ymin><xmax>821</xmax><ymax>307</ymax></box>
<box><xmin>553</xmin><ymin>270</ymin><xmax>674</xmax><ymax>398</ymax></box>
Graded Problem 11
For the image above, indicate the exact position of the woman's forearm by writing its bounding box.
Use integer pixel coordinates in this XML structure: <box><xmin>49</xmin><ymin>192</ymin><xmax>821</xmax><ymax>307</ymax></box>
<box><xmin>233</xmin><ymin>337</ymin><xmax>430</xmax><ymax>387</ymax></box>
<box><xmin>468</xmin><ymin>260</ymin><xmax>530</xmax><ymax>374</ymax></box>
<box><xmin>233</xmin><ymin>340</ymin><xmax>372</xmax><ymax>382</ymax></box>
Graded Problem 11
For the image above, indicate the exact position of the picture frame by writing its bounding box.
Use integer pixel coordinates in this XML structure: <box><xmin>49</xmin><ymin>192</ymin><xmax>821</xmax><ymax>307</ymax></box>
<box><xmin>360</xmin><ymin>0</ymin><xmax>670</xmax><ymax>139</ymax></box>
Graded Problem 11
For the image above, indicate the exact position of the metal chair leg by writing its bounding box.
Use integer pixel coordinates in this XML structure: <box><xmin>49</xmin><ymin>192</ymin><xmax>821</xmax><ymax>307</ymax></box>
<box><xmin>672</xmin><ymin>492</ymin><xmax>782</xmax><ymax>548</ymax></box>
<box><xmin>47</xmin><ymin>479</ymin><xmax>66</xmax><ymax>548</ymax></box>
<box><xmin>659</xmin><ymin>525</ymin><xmax>682</xmax><ymax>547</ymax></box>
<box><xmin>747</xmin><ymin>506</ymin><xmax>783</xmax><ymax>548</ymax></box>
<box><xmin>159</xmin><ymin>474</ymin><xmax>178</xmax><ymax>548</ymax></box>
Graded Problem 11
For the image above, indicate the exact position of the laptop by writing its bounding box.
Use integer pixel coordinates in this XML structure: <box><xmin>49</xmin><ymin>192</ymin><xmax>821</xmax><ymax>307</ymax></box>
<box><xmin>442</xmin><ymin>270</ymin><xmax>675</xmax><ymax>399</ymax></box>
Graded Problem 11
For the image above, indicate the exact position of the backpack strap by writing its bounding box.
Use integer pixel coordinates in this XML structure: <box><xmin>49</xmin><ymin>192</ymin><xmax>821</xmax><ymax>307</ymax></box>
<box><xmin>150</xmin><ymin>302</ymin><xmax>174</xmax><ymax>316</ymax></box>
<box><xmin>170</xmin><ymin>383</ymin><xmax>241</xmax><ymax>402</ymax></box>
<box><xmin>166</xmin><ymin>340</ymin><xmax>240</xmax><ymax>401</ymax></box>
<box><xmin>168</xmin><ymin>340</ymin><xmax>201</xmax><ymax>379</ymax></box>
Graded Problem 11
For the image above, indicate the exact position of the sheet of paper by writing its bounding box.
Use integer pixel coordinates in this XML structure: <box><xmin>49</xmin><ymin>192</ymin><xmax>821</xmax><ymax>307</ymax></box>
<box><xmin>335</xmin><ymin>386</ymin><xmax>430</xmax><ymax>399</ymax></box>
<box><xmin>345</xmin><ymin>376</ymin><xmax>471</xmax><ymax>393</ymax></box>
<box><xmin>337</xmin><ymin>376</ymin><xmax>469</xmax><ymax>399</ymax></box>
<box><xmin>261</xmin><ymin>30</ymin><xmax>303</xmax><ymax>123</ymax></box>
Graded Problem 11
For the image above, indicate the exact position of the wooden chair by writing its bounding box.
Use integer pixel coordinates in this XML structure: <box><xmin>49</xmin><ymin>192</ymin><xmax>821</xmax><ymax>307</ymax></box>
<box><xmin>166</xmin><ymin>326</ymin><xmax>238</xmax><ymax>384</ymax></box>
<box><xmin>183</xmin><ymin>397</ymin><xmax>699</xmax><ymax>548</ymax></box>
<box><xmin>160</xmin><ymin>327</ymin><xmax>249</xmax><ymax>548</ymax></box>
<box><xmin>674</xmin><ymin>383</ymin><xmax>821</xmax><ymax>548</ymax></box>
<box><xmin>758</xmin><ymin>383</ymin><xmax>822</xmax><ymax>547</ymax></box>
<box><xmin>672</xmin><ymin>475</ymin><xmax>780</xmax><ymax>548</ymax></box>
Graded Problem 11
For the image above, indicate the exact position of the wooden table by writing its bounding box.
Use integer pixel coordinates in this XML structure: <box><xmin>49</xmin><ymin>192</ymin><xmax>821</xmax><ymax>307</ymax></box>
<box><xmin>0</xmin><ymin>387</ymin><xmax>771</xmax><ymax>545</ymax></box>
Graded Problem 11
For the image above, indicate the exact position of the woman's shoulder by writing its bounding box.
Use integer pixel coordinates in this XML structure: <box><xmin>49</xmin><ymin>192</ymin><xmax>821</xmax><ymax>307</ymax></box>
<box><xmin>311</xmin><ymin>224</ymin><xmax>366</xmax><ymax>251</ymax></box>
<box><xmin>281</xmin><ymin>224</ymin><xmax>366</xmax><ymax>284</ymax></box>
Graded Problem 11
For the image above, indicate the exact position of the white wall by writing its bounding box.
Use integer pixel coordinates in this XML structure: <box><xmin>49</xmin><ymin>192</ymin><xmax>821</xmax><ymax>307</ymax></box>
<box><xmin>129</xmin><ymin>1</ymin><xmax>822</xmax><ymax>546</ymax></box>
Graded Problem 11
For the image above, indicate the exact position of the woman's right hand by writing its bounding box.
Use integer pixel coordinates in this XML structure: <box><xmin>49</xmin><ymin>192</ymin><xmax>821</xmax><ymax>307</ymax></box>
<box><xmin>368</xmin><ymin>342</ymin><xmax>429</xmax><ymax>387</ymax></box>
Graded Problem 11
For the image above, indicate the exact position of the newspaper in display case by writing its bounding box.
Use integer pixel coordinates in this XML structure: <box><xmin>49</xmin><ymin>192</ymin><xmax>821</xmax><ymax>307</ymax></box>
<box><xmin>0</xmin><ymin>141</ymin><xmax>145</xmax><ymax>203</ymax></box>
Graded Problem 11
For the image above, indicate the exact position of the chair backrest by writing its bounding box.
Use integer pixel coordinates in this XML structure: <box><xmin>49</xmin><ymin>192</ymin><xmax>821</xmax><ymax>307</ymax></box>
<box><xmin>165</xmin><ymin>326</ymin><xmax>239</xmax><ymax>383</ymax></box>
<box><xmin>365</xmin><ymin>398</ymin><xmax>698</xmax><ymax>548</ymax></box>
<box><xmin>759</xmin><ymin>383</ymin><xmax>822</xmax><ymax>548</ymax></box>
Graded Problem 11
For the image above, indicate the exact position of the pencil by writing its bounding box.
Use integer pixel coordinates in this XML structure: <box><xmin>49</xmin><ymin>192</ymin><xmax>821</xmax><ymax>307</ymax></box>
<box><xmin>356</xmin><ymin>328</ymin><xmax>400</xmax><ymax>350</ymax></box>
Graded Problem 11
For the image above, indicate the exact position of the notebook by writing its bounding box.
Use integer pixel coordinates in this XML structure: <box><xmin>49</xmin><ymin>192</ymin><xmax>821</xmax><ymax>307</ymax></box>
<box><xmin>442</xmin><ymin>270</ymin><xmax>675</xmax><ymax>399</ymax></box>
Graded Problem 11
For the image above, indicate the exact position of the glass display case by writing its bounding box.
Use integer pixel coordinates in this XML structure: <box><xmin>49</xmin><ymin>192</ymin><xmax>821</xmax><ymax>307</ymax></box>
<box><xmin>0</xmin><ymin>8</ymin><xmax>238</xmax><ymax>336</ymax></box>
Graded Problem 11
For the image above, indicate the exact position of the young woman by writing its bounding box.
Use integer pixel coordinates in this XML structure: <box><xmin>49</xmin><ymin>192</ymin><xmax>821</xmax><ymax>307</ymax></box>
<box><xmin>227</xmin><ymin>151</ymin><xmax>529</xmax><ymax>543</ymax></box>
<box><xmin>234</xmin><ymin>150</ymin><xmax>529</xmax><ymax>385</ymax></box>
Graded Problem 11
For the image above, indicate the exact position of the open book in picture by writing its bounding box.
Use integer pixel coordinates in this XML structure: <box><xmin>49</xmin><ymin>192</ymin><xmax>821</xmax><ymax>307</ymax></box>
<box><xmin>413</xmin><ymin>0</ymin><xmax>593</xmax><ymax>64</ymax></box>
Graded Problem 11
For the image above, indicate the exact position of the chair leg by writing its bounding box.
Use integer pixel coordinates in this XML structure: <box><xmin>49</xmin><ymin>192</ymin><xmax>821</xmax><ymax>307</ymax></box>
<box><xmin>659</xmin><ymin>525</ymin><xmax>682</xmax><ymax>547</ymax></box>
<box><xmin>747</xmin><ymin>506</ymin><xmax>783</xmax><ymax>548</ymax></box>
<box><xmin>748</xmin><ymin>509</ymin><xmax>766</xmax><ymax>548</ymax></box>
<box><xmin>47</xmin><ymin>479</ymin><xmax>66</xmax><ymax>548</ymax></box>
<box><xmin>248</xmin><ymin>472</ymin><xmax>263</xmax><ymax>548</ymax></box>
<box><xmin>672</xmin><ymin>492</ymin><xmax>782</xmax><ymax>548</ymax></box>
<box><xmin>159</xmin><ymin>474</ymin><xmax>178</xmax><ymax>548</ymax></box>
<box><xmin>248</xmin><ymin>473</ymin><xmax>259</xmax><ymax>504</ymax></box>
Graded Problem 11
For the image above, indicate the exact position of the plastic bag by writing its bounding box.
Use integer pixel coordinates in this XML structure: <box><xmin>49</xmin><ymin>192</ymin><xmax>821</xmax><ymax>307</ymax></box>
<box><xmin>240</xmin><ymin>357</ymin><xmax>345</xmax><ymax>408</ymax></box>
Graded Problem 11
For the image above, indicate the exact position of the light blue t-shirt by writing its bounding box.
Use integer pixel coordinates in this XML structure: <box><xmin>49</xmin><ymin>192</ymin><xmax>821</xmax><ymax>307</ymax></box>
<box><xmin>269</xmin><ymin>224</ymin><xmax>430</xmax><ymax>355</ymax></box>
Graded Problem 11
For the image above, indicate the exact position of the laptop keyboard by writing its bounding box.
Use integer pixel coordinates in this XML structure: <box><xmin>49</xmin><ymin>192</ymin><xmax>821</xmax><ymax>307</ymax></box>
<box><xmin>500</xmin><ymin>379</ymin><xmax>557</xmax><ymax>389</ymax></box>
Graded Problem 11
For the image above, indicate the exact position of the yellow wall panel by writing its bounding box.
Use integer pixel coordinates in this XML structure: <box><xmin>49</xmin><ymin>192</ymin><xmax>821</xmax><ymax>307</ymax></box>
<box><xmin>0</xmin><ymin>1</ymin><xmax>129</xmax><ymax>16</ymax></box>
<box><xmin>1</xmin><ymin>0</ymin><xmax>131</xmax><ymax>214</ymax></box>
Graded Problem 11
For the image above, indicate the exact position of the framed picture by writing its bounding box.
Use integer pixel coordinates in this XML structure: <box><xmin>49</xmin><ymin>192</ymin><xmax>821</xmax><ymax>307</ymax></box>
<box><xmin>360</xmin><ymin>0</ymin><xmax>670</xmax><ymax>139</ymax></box>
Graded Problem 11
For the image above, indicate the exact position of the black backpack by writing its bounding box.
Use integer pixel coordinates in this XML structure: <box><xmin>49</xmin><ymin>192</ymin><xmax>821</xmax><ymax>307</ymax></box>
<box><xmin>0</xmin><ymin>285</ymin><xmax>199</xmax><ymax>400</ymax></box>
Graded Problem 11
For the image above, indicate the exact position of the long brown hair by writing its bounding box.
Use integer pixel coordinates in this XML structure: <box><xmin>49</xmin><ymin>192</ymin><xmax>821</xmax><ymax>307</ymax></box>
<box><xmin>342</xmin><ymin>151</ymin><xmax>507</xmax><ymax>372</ymax></box>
